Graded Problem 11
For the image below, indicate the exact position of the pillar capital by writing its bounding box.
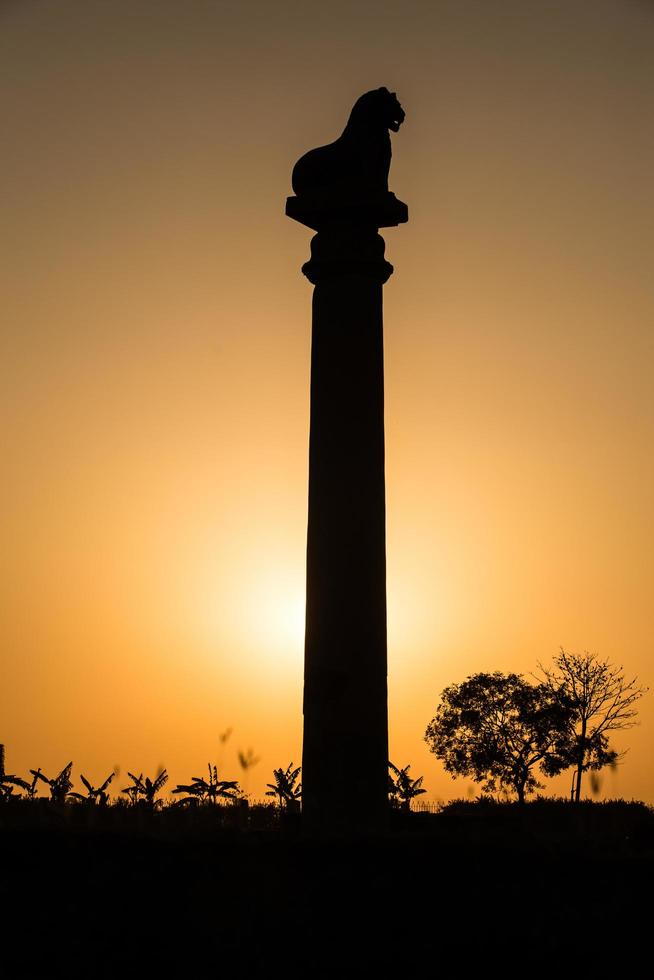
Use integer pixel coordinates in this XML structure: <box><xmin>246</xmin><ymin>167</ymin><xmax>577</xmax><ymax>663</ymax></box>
<box><xmin>301</xmin><ymin>228</ymin><xmax>394</xmax><ymax>285</ymax></box>
<box><xmin>286</xmin><ymin>191</ymin><xmax>408</xmax><ymax>286</ymax></box>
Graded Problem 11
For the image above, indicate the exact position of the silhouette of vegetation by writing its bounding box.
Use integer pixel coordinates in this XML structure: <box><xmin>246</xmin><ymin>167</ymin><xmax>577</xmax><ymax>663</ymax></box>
<box><xmin>29</xmin><ymin>762</ymin><xmax>74</xmax><ymax>804</ymax></box>
<box><xmin>237</xmin><ymin>746</ymin><xmax>259</xmax><ymax>796</ymax></box>
<box><xmin>425</xmin><ymin>672</ymin><xmax>573</xmax><ymax>802</ymax></box>
<box><xmin>1</xmin><ymin>791</ymin><xmax>651</xmax><ymax>974</ymax></box>
<box><xmin>172</xmin><ymin>764</ymin><xmax>240</xmax><ymax>806</ymax></box>
<box><xmin>0</xmin><ymin>745</ymin><xmax>30</xmax><ymax>800</ymax></box>
<box><xmin>121</xmin><ymin>769</ymin><xmax>168</xmax><ymax>808</ymax></box>
<box><xmin>265</xmin><ymin>763</ymin><xmax>302</xmax><ymax>810</ymax></box>
<box><xmin>23</xmin><ymin>769</ymin><xmax>41</xmax><ymax>801</ymax></box>
<box><xmin>538</xmin><ymin>649</ymin><xmax>648</xmax><ymax>802</ymax></box>
<box><xmin>388</xmin><ymin>762</ymin><xmax>426</xmax><ymax>811</ymax></box>
<box><xmin>69</xmin><ymin>771</ymin><xmax>115</xmax><ymax>806</ymax></box>
<box><xmin>237</xmin><ymin>747</ymin><xmax>259</xmax><ymax>772</ymax></box>
<box><xmin>217</xmin><ymin>726</ymin><xmax>233</xmax><ymax>768</ymax></box>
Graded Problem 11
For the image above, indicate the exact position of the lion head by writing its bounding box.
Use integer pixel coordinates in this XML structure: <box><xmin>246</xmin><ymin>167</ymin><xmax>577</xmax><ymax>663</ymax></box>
<box><xmin>348</xmin><ymin>87</ymin><xmax>405</xmax><ymax>133</ymax></box>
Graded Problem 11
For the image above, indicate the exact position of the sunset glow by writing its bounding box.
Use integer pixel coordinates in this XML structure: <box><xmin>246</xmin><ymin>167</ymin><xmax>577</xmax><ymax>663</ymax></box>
<box><xmin>1</xmin><ymin>0</ymin><xmax>652</xmax><ymax>805</ymax></box>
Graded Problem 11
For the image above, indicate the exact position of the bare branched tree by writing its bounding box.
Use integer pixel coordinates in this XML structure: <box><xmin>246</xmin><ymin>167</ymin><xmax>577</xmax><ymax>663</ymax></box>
<box><xmin>538</xmin><ymin>649</ymin><xmax>648</xmax><ymax>802</ymax></box>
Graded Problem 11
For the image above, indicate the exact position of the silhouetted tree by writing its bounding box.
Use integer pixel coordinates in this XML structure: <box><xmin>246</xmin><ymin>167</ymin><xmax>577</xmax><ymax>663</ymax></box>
<box><xmin>69</xmin><ymin>772</ymin><xmax>115</xmax><ymax>806</ymax></box>
<box><xmin>121</xmin><ymin>769</ymin><xmax>168</xmax><ymax>809</ymax></box>
<box><xmin>265</xmin><ymin>764</ymin><xmax>302</xmax><ymax>810</ymax></box>
<box><xmin>172</xmin><ymin>765</ymin><xmax>240</xmax><ymax>806</ymax></box>
<box><xmin>424</xmin><ymin>673</ymin><xmax>572</xmax><ymax>803</ymax></box>
<box><xmin>538</xmin><ymin>649</ymin><xmax>648</xmax><ymax>802</ymax></box>
<box><xmin>388</xmin><ymin>762</ymin><xmax>427</xmax><ymax>811</ymax></box>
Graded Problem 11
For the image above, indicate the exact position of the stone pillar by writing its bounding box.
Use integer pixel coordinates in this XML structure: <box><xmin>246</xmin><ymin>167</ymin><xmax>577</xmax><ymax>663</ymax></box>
<box><xmin>287</xmin><ymin>194</ymin><xmax>407</xmax><ymax>833</ymax></box>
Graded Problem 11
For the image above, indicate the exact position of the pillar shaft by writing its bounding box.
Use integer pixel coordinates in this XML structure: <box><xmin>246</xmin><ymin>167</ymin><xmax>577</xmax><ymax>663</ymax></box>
<box><xmin>301</xmin><ymin>227</ymin><xmax>391</xmax><ymax>832</ymax></box>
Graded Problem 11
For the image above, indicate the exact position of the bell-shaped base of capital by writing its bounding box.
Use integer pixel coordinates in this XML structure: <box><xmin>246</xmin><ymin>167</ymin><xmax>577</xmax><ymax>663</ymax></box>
<box><xmin>302</xmin><ymin>228</ymin><xmax>393</xmax><ymax>285</ymax></box>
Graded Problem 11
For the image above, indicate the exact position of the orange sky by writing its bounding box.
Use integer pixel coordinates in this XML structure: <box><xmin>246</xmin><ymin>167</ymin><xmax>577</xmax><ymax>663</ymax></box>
<box><xmin>1</xmin><ymin>0</ymin><xmax>652</xmax><ymax>803</ymax></box>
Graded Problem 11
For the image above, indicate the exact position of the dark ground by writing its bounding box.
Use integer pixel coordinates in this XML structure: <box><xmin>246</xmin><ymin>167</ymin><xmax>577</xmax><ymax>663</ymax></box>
<box><xmin>1</xmin><ymin>799</ymin><xmax>652</xmax><ymax>977</ymax></box>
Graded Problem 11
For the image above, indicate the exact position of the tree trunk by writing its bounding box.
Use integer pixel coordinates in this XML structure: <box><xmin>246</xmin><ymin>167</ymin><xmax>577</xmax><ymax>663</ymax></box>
<box><xmin>574</xmin><ymin>757</ymin><xmax>584</xmax><ymax>803</ymax></box>
<box><xmin>574</xmin><ymin>723</ymin><xmax>587</xmax><ymax>803</ymax></box>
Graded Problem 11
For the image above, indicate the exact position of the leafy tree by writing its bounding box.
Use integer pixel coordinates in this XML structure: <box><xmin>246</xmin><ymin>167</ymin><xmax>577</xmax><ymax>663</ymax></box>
<box><xmin>265</xmin><ymin>763</ymin><xmax>302</xmax><ymax>810</ymax></box>
<box><xmin>172</xmin><ymin>764</ymin><xmax>240</xmax><ymax>806</ymax></box>
<box><xmin>69</xmin><ymin>772</ymin><xmax>115</xmax><ymax>806</ymax></box>
<box><xmin>29</xmin><ymin>762</ymin><xmax>74</xmax><ymax>804</ymax></box>
<box><xmin>388</xmin><ymin>762</ymin><xmax>427</xmax><ymax>811</ymax></box>
<box><xmin>538</xmin><ymin>649</ymin><xmax>648</xmax><ymax>802</ymax></box>
<box><xmin>424</xmin><ymin>672</ymin><xmax>572</xmax><ymax>803</ymax></box>
<box><xmin>121</xmin><ymin>769</ymin><xmax>168</xmax><ymax>808</ymax></box>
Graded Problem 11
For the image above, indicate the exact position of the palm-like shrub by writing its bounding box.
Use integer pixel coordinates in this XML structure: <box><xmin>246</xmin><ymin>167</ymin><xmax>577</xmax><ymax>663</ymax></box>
<box><xmin>172</xmin><ymin>764</ymin><xmax>240</xmax><ymax>806</ymax></box>
<box><xmin>121</xmin><ymin>769</ymin><xmax>168</xmax><ymax>808</ymax></box>
<box><xmin>388</xmin><ymin>762</ymin><xmax>427</xmax><ymax>812</ymax></box>
<box><xmin>29</xmin><ymin>762</ymin><xmax>74</xmax><ymax>804</ymax></box>
<box><xmin>265</xmin><ymin>763</ymin><xmax>302</xmax><ymax>810</ymax></box>
<box><xmin>0</xmin><ymin>745</ymin><xmax>30</xmax><ymax>800</ymax></box>
<box><xmin>69</xmin><ymin>772</ymin><xmax>115</xmax><ymax>806</ymax></box>
<box><xmin>23</xmin><ymin>770</ymin><xmax>41</xmax><ymax>801</ymax></box>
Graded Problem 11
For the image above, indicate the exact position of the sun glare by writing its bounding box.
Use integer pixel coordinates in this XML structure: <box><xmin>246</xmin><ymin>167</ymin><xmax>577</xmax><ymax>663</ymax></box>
<box><xmin>251</xmin><ymin>576</ymin><xmax>306</xmax><ymax>660</ymax></box>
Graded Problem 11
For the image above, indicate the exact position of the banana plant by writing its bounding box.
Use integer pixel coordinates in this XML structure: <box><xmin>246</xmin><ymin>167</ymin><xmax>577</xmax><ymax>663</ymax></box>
<box><xmin>69</xmin><ymin>772</ymin><xmax>115</xmax><ymax>806</ymax></box>
<box><xmin>29</xmin><ymin>762</ymin><xmax>74</xmax><ymax>804</ymax></box>
<box><xmin>23</xmin><ymin>770</ymin><xmax>41</xmax><ymax>801</ymax></box>
<box><xmin>0</xmin><ymin>744</ymin><xmax>30</xmax><ymax>800</ymax></box>
<box><xmin>388</xmin><ymin>762</ymin><xmax>427</xmax><ymax>812</ymax></box>
<box><xmin>265</xmin><ymin>763</ymin><xmax>302</xmax><ymax>810</ymax></box>
<box><xmin>172</xmin><ymin>764</ymin><xmax>240</xmax><ymax>805</ymax></box>
<box><xmin>121</xmin><ymin>769</ymin><xmax>168</xmax><ymax>808</ymax></box>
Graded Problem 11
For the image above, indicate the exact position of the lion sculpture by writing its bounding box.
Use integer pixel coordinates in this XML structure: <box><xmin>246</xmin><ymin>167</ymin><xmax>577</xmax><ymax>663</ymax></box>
<box><xmin>291</xmin><ymin>87</ymin><xmax>405</xmax><ymax>201</ymax></box>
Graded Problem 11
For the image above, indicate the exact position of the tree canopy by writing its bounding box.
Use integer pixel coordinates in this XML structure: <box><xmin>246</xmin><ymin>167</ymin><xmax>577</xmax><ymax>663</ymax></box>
<box><xmin>424</xmin><ymin>672</ymin><xmax>572</xmax><ymax>802</ymax></box>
